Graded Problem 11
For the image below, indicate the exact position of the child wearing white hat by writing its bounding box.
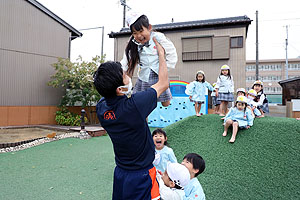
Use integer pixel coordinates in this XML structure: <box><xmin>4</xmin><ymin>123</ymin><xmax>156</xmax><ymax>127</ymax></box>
<box><xmin>222</xmin><ymin>96</ymin><xmax>254</xmax><ymax>143</ymax></box>
<box><xmin>157</xmin><ymin>162</ymin><xmax>190</xmax><ymax>200</ymax></box>
<box><xmin>252</xmin><ymin>80</ymin><xmax>269</xmax><ymax>117</ymax></box>
<box><xmin>120</xmin><ymin>11</ymin><xmax>177</xmax><ymax>107</ymax></box>
<box><xmin>215</xmin><ymin>64</ymin><xmax>234</xmax><ymax>117</ymax></box>
<box><xmin>185</xmin><ymin>70</ymin><xmax>215</xmax><ymax>116</ymax></box>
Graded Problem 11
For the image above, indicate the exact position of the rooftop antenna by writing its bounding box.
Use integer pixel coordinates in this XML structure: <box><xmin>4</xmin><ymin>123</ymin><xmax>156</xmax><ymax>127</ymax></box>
<box><xmin>120</xmin><ymin>0</ymin><xmax>131</xmax><ymax>28</ymax></box>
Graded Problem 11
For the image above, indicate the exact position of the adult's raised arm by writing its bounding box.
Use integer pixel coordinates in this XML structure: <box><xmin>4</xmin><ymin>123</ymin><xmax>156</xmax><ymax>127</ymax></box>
<box><xmin>151</xmin><ymin>37</ymin><xmax>169</xmax><ymax>98</ymax></box>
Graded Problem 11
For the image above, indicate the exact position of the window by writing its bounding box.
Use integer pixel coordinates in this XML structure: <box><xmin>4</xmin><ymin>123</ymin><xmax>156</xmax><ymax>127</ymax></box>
<box><xmin>230</xmin><ymin>36</ymin><xmax>243</xmax><ymax>48</ymax></box>
<box><xmin>182</xmin><ymin>36</ymin><xmax>229</xmax><ymax>61</ymax></box>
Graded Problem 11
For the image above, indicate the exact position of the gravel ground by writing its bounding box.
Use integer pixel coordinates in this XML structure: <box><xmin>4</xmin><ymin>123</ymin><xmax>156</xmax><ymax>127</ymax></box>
<box><xmin>0</xmin><ymin>132</ymin><xmax>82</xmax><ymax>153</ymax></box>
<box><xmin>0</xmin><ymin>127</ymin><xmax>69</xmax><ymax>143</ymax></box>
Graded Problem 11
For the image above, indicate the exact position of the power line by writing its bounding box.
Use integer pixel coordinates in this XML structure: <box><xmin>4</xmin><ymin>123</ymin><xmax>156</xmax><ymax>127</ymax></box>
<box><xmin>259</xmin><ymin>17</ymin><xmax>300</xmax><ymax>22</ymax></box>
<box><xmin>78</xmin><ymin>27</ymin><xmax>104</xmax><ymax>31</ymax></box>
<box><xmin>289</xmin><ymin>44</ymin><xmax>300</xmax><ymax>53</ymax></box>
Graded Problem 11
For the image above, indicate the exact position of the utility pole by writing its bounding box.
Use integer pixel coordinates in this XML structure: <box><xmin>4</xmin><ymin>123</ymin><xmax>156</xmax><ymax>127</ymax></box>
<box><xmin>101</xmin><ymin>26</ymin><xmax>104</xmax><ymax>59</ymax></box>
<box><xmin>285</xmin><ymin>25</ymin><xmax>289</xmax><ymax>79</ymax></box>
<box><xmin>120</xmin><ymin>0</ymin><xmax>131</xmax><ymax>28</ymax></box>
<box><xmin>255</xmin><ymin>10</ymin><xmax>259</xmax><ymax>81</ymax></box>
<box><xmin>122</xmin><ymin>0</ymin><xmax>126</xmax><ymax>28</ymax></box>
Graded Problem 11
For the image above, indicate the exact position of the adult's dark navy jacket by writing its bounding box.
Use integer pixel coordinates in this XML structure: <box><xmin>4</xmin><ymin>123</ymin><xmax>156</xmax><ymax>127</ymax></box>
<box><xmin>96</xmin><ymin>88</ymin><xmax>157</xmax><ymax>170</ymax></box>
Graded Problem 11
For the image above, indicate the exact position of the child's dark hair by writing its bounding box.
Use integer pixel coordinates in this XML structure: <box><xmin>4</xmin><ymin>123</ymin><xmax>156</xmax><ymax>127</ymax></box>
<box><xmin>152</xmin><ymin>128</ymin><xmax>168</xmax><ymax>145</ymax></box>
<box><xmin>237</xmin><ymin>91</ymin><xmax>246</xmax><ymax>96</ymax></box>
<box><xmin>93</xmin><ymin>61</ymin><xmax>123</xmax><ymax>98</ymax></box>
<box><xmin>219</xmin><ymin>69</ymin><xmax>232</xmax><ymax>80</ymax></box>
<box><xmin>125</xmin><ymin>15</ymin><xmax>150</xmax><ymax>77</ymax></box>
<box><xmin>251</xmin><ymin>84</ymin><xmax>264</xmax><ymax>94</ymax></box>
<box><xmin>234</xmin><ymin>101</ymin><xmax>247</xmax><ymax>113</ymax></box>
<box><xmin>183</xmin><ymin>153</ymin><xmax>205</xmax><ymax>177</ymax></box>
<box><xmin>195</xmin><ymin>72</ymin><xmax>205</xmax><ymax>83</ymax></box>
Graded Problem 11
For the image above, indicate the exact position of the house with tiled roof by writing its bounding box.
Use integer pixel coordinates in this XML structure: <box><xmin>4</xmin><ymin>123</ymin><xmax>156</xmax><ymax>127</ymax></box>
<box><xmin>109</xmin><ymin>16</ymin><xmax>252</xmax><ymax>91</ymax></box>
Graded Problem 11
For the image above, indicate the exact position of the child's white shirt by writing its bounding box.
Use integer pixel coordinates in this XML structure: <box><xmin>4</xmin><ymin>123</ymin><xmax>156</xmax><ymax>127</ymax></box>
<box><xmin>157</xmin><ymin>173</ymin><xmax>185</xmax><ymax>200</ymax></box>
<box><xmin>247</xmin><ymin>98</ymin><xmax>262</xmax><ymax>116</ymax></box>
<box><xmin>120</xmin><ymin>31</ymin><xmax>177</xmax><ymax>82</ymax></box>
<box><xmin>215</xmin><ymin>75</ymin><xmax>234</xmax><ymax>93</ymax></box>
<box><xmin>256</xmin><ymin>92</ymin><xmax>266</xmax><ymax>107</ymax></box>
<box><xmin>247</xmin><ymin>97</ymin><xmax>258</xmax><ymax>107</ymax></box>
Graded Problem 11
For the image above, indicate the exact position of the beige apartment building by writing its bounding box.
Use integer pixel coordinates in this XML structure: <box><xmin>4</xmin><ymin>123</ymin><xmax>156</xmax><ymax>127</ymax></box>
<box><xmin>246</xmin><ymin>58</ymin><xmax>300</xmax><ymax>103</ymax></box>
<box><xmin>109</xmin><ymin>16</ymin><xmax>252</xmax><ymax>89</ymax></box>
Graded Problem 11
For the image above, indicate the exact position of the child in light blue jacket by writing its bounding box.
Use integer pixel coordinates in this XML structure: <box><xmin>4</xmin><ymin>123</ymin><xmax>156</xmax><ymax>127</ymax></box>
<box><xmin>181</xmin><ymin>153</ymin><xmax>206</xmax><ymax>200</ymax></box>
<box><xmin>185</xmin><ymin>70</ymin><xmax>214</xmax><ymax>117</ymax></box>
<box><xmin>152</xmin><ymin>129</ymin><xmax>177</xmax><ymax>172</ymax></box>
<box><xmin>223</xmin><ymin>96</ymin><xmax>254</xmax><ymax>143</ymax></box>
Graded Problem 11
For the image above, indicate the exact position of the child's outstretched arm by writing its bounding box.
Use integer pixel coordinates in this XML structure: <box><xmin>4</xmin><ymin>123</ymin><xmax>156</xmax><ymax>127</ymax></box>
<box><xmin>168</xmin><ymin>149</ymin><xmax>177</xmax><ymax>163</ymax></box>
<box><xmin>155</xmin><ymin>32</ymin><xmax>177</xmax><ymax>69</ymax></box>
<box><xmin>256</xmin><ymin>93</ymin><xmax>266</xmax><ymax>107</ymax></box>
<box><xmin>215</xmin><ymin>76</ymin><xmax>221</xmax><ymax>97</ymax></box>
<box><xmin>151</xmin><ymin>37</ymin><xmax>169</xmax><ymax>98</ymax></box>
<box><xmin>185</xmin><ymin>82</ymin><xmax>195</xmax><ymax>96</ymax></box>
<box><xmin>246</xmin><ymin>108</ymin><xmax>254</xmax><ymax>127</ymax></box>
<box><xmin>205</xmin><ymin>82</ymin><xmax>215</xmax><ymax>92</ymax></box>
<box><xmin>224</xmin><ymin>107</ymin><xmax>233</xmax><ymax>122</ymax></box>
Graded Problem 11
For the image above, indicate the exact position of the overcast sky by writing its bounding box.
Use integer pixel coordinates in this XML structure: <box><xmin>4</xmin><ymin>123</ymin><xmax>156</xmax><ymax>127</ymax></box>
<box><xmin>37</xmin><ymin>0</ymin><xmax>300</xmax><ymax>62</ymax></box>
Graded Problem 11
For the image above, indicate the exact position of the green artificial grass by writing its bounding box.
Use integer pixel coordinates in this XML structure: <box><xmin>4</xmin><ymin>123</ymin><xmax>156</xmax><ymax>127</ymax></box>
<box><xmin>0</xmin><ymin>136</ymin><xmax>115</xmax><ymax>200</ymax></box>
<box><xmin>0</xmin><ymin>116</ymin><xmax>299</xmax><ymax>199</ymax></box>
<box><xmin>164</xmin><ymin>115</ymin><xmax>300</xmax><ymax>200</ymax></box>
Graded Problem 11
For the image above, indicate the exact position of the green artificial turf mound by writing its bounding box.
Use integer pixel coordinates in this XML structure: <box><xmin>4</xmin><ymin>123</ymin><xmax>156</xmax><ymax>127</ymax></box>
<box><xmin>164</xmin><ymin>114</ymin><xmax>300</xmax><ymax>200</ymax></box>
<box><xmin>1</xmin><ymin>115</ymin><xmax>299</xmax><ymax>199</ymax></box>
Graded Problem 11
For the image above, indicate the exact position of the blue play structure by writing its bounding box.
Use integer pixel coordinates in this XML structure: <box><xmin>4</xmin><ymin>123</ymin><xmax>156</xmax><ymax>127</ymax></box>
<box><xmin>148</xmin><ymin>80</ymin><xmax>208</xmax><ymax>127</ymax></box>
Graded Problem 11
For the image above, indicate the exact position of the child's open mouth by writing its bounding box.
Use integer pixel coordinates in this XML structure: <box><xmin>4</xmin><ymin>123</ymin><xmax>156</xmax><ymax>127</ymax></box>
<box><xmin>137</xmin><ymin>37</ymin><xmax>146</xmax><ymax>44</ymax></box>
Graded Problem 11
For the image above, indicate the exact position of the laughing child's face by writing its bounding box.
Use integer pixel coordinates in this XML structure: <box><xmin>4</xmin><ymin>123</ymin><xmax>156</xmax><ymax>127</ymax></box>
<box><xmin>132</xmin><ymin>26</ymin><xmax>151</xmax><ymax>45</ymax></box>
<box><xmin>153</xmin><ymin>133</ymin><xmax>167</xmax><ymax>150</ymax></box>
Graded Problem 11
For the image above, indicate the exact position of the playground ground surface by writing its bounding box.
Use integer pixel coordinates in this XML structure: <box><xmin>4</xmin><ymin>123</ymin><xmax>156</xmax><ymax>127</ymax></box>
<box><xmin>0</xmin><ymin>115</ymin><xmax>299</xmax><ymax>199</ymax></box>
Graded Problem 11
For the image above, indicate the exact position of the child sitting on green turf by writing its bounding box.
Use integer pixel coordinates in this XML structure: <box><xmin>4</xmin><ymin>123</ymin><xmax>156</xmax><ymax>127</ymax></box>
<box><xmin>152</xmin><ymin>128</ymin><xmax>177</xmax><ymax>172</ymax></box>
<box><xmin>181</xmin><ymin>153</ymin><xmax>206</xmax><ymax>200</ymax></box>
<box><xmin>222</xmin><ymin>96</ymin><xmax>254</xmax><ymax>143</ymax></box>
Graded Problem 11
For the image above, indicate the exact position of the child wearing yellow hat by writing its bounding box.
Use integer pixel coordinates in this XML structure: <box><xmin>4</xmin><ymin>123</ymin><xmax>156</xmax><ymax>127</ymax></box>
<box><xmin>215</xmin><ymin>65</ymin><xmax>234</xmax><ymax>117</ymax></box>
<box><xmin>222</xmin><ymin>96</ymin><xmax>254</xmax><ymax>143</ymax></box>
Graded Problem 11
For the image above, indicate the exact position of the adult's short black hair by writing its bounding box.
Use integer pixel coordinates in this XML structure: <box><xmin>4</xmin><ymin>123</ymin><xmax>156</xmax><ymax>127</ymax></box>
<box><xmin>183</xmin><ymin>153</ymin><xmax>205</xmax><ymax>177</ymax></box>
<box><xmin>93</xmin><ymin>61</ymin><xmax>124</xmax><ymax>98</ymax></box>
